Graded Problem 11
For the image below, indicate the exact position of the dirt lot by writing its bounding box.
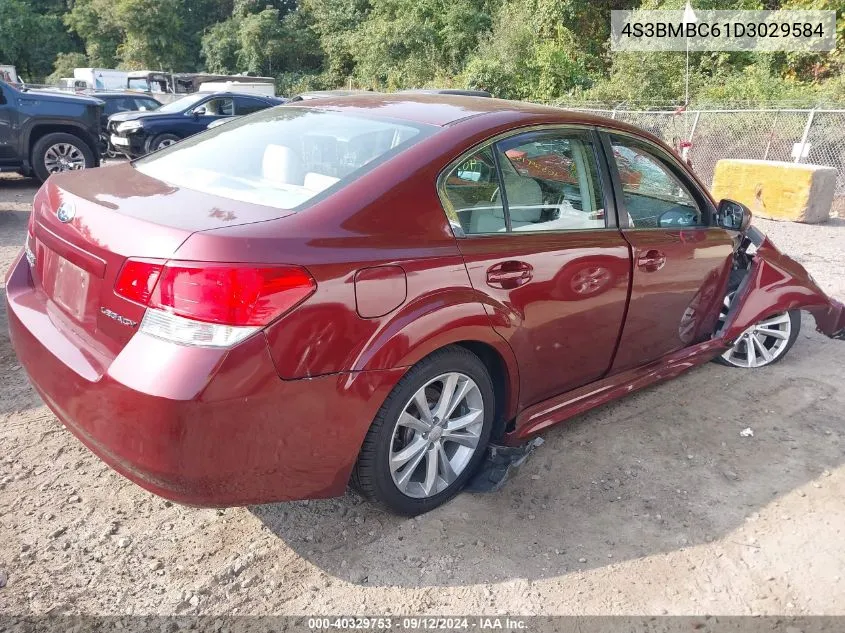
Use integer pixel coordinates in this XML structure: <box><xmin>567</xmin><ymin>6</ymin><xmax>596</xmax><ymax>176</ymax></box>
<box><xmin>1</xmin><ymin>172</ymin><xmax>844</xmax><ymax>617</ymax></box>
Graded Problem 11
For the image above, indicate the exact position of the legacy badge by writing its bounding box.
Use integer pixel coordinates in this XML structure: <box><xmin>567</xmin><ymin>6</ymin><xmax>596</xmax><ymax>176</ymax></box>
<box><xmin>100</xmin><ymin>307</ymin><xmax>137</xmax><ymax>328</ymax></box>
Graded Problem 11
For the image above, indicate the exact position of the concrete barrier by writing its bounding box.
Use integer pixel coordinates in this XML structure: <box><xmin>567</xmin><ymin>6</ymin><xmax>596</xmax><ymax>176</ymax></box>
<box><xmin>711</xmin><ymin>159</ymin><xmax>837</xmax><ymax>224</ymax></box>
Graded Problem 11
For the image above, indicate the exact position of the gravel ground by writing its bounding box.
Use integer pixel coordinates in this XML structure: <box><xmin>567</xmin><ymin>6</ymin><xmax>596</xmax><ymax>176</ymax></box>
<box><xmin>1</xmin><ymin>172</ymin><xmax>844</xmax><ymax>617</ymax></box>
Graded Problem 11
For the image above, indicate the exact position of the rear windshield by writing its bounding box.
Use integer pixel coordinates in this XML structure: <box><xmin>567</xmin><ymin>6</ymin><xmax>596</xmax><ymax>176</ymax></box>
<box><xmin>134</xmin><ymin>107</ymin><xmax>435</xmax><ymax>210</ymax></box>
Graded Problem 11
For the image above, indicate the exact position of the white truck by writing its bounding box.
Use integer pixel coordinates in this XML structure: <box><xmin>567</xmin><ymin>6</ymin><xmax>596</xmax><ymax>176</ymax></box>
<box><xmin>73</xmin><ymin>68</ymin><xmax>129</xmax><ymax>91</ymax></box>
<box><xmin>197</xmin><ymin>80</ymin><xmax>275</xmax><ymax>97</ymax></box>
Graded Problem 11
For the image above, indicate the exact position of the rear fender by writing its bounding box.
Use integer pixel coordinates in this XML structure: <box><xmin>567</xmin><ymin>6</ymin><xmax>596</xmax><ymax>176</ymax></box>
<box><xmin>353</xmin><ymin>294</ymin><xmax>521</xmax><ymax>422</ymax></box>
<box><xmin>722</xmin><ymin>235</ymin><xmax>845</xmax><ymax>341</ymax></box>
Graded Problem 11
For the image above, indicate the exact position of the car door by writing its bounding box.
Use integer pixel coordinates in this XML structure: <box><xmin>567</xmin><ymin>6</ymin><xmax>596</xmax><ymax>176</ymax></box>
<box><xmin>0</xmin><ymin>82</ymin><xmax>17</xmax><ymax>165</ymax></box>
<box><xmin>443</xmin><ymin>127</ymin><xmax>631</xmax><ymax>409</ymax></box>
<box><xmin>601</xmin><ymin>131</ymin><xmax>735</xmax><ymax>374</ymax></box>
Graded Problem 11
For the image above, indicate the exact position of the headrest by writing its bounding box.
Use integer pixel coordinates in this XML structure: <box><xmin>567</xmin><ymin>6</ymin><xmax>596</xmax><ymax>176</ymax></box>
<box><xmin>262</xmin><ymin>145</ymin><xmax>304</xmax><ymax>185</ymax></box>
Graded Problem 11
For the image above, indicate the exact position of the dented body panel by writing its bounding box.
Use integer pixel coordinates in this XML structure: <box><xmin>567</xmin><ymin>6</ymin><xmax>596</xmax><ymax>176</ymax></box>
<box><xmin>506</xmin><ymin>226</ymin><xmax>844</xmax><ymax>444</ymax></box>
<box><xmin>722</xmin><ymin>229</ymin><xmax>845</xmax><ymax>341</ymax></box>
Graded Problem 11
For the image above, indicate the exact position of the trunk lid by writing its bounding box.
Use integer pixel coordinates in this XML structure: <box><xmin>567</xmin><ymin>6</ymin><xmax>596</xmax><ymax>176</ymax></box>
<box><xmin>31</xmin><ymin>163</ymin><xmax>291</xmax><ymax>360</ymax></box>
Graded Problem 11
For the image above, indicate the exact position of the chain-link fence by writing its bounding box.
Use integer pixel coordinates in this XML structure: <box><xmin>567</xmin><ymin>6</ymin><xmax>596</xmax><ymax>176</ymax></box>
<box><xmin>567</xmin><ymin>107</ymin><xmax>845</xmax><ymax>218</ymax></box>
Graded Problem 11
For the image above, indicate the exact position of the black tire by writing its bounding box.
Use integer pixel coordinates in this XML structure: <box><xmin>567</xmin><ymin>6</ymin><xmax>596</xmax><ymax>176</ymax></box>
<box><xmin>147</xmin><ymin>133</ymin><xmax>181</xmax><ymax>153</ymax></box>
<box><xmin>31</xmin><ymin>132</ymin><xmax>96</xmax><ymax>183</ymax></box>
<box><xmin>352</xmin><ymin>346</ymin><xmax>496</xmax><ymax>516</ymax></box>
<box><xmin>715</xmin><ymin>309</ymin><xmax>801</xmax><ymax>367</ymax></box>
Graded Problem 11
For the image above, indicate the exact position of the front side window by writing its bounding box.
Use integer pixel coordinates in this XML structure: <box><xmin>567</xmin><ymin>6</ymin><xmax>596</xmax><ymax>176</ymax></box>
<box><xmin>135</xmin><ymin>108</ymin><xmax>434</xmax><ymax>210</ymax></box>
<box><xmin>135</xmin><ymin>98</ymin><xmax>161</xmax><ymax>112</ymax></box>
<box><xmin>104</xmin><ymin>97</ymin><xmax>135</xmax><ymax>116</ymax></box>
<box><xmin>197</xmin><ymin>98</ymin><xmax>234</xmax><ymax>116</ymax></box>
<box><xmin>127</xmin><ymin>78</ymin><xmax>149</xmax><ymax>91</ymax></box>
<box><xmin>495</xmin><ymin>131</ymin><xmax>605</xmax><ymax>232</ymax></box>
<box><xmin>610</xmin><ymin>136</ymin><xmax>703</xmax><ymax>228</ymax></box>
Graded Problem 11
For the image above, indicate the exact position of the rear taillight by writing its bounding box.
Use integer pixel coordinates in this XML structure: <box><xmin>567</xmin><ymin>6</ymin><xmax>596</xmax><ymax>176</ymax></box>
<box><xmin>114</xmin><ymin>259</ymin><xmax>163</xmax><ymax>304</ymax></box>
<box><xmin>115</xmin><ymin>259</ymin><xmax>315</xmax><ymax>348</ymax></box>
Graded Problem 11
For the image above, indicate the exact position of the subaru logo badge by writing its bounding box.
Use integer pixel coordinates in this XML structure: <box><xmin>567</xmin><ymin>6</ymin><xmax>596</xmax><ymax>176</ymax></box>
<box><xmin>56</xmin><ymin>202</ymin><xmax>75</xmax><ymax>223</ymax></box>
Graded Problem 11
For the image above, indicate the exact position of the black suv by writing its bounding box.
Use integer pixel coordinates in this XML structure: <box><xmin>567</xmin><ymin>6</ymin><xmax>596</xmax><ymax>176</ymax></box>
<box><xmin>108</xmin><ymin>91</ymin><xmax>284</xmax><ymax>158</ymax></box>
<box><xmin>0</xmin><ymin>80</ymin><xmax>102</xmax><ymax>182</ymax></box>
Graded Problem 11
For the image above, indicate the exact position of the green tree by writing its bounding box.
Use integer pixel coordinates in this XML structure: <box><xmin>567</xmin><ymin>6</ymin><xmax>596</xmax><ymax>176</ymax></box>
<box><xmin>202</xmin><ymin>6</ymin><xmax>323</xmax><ymax>78</ymax></box>
<box><xmin>64</xmin><ymin>0</ymin><xmax>123</xmax><ymax>68</ymax></box>
<box><xmin>237</xmin><ymin>8</ymin><xmax>288</xmax><ymax>75</ymax></box>
<box><xmin>46</xmin><ymin>52</ymin><xmax>90</xmax><ymax>84</ymax></box>
<box><xmin>353</xmin><ymin>0</ymin><xmax>499</xmax><ymax>89</ymax></box>
<box><xmin>300</xmin><ymin>0</ymin><xmax>368</xmax><ymax>82</ymax></box>
<box><xmin>0</xmin><ymin>0</ymin><xmax>76</xmax><ymax>82</ymax></box>
<box><xmin>462</xmin><ymin>0</ymin><xmax>591</xmax><ymax>101</ymax></box>
<box><xmin>116</xmin><ymin>0</ymin><xmax>188</xmax><ymax>70</ymax></box>
<box><xmin>202</xmin><ymin>18</ymin><xmax>242</xmax><ymax>73</ymax></box>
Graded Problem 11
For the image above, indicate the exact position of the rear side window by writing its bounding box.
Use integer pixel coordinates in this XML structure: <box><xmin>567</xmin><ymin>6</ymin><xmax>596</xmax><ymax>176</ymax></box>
<box><xmin>441</xmin><ymin>147</ymin><xmax>505</xmax><ymax>234</ymax></box>
<box><xmin>441</xmin><ymin>129</ymin><xmax>607</xmax><ymax>235</ymax></box>
<box><xmin>236</xmin><ymin>97</ymin><xmax>270</xmax><ymax>115</ymax></box>
<box><xmin>135</xmin><ymin>108</ymin><xmax>434</xmax><ymax>210</ymax></box>
<box><xmin>495</xmin><ymin>131</ymin><xmax>605</xmax><ymax>232</ymax></box>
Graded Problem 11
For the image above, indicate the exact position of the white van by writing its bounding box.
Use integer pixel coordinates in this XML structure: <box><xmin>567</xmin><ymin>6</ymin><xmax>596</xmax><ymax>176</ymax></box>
<box><xmin>198</xmin><ymin>80</ymin><xmax>275</xmax><ymax>97</ymax></box>
<box><xmin>74</xmin><ymin>68</ymin><xmax>129</xmax><ymax>91</ymax></box>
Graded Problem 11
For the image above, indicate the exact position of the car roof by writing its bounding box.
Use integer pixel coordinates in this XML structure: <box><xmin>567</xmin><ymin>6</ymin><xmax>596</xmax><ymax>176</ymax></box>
<box><xmin>91</xmin><ymin>92</ymin><xmax>161</xmax><ymax>99</ymax></box>
<box><xmin>399</xmin><ymin>88</ymin><xmax>492</xmax><ymax>98</ymax></box>
<box><xmin>195</xmin><ymin>91</ymin><xmax>282</xmax><ymax>101</ymax></box>
<box><xmin>291</xmin><ymin>90</ymin><xmax>375</xmax><ymax>100</ymax></box>
<box><xmin>286</xmin><ymin>93</ymin><xmax>643</xmax><ymax>134</ymax></box>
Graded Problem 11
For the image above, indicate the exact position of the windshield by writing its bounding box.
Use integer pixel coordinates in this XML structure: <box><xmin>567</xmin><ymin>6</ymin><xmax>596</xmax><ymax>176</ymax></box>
<box><xmin>158</xmin><ymin>93</ymin><xmax>207</xmax><ymax>113</ymax></box>
<box><xmin>135</xmin><ymin>107</ymin><xmax>435</xmax><ymax>210</ymax></box>
<box><xmin>127</xmin><ymin>78</ymin><xmax>149</xmax><ymax>91</ymax></box>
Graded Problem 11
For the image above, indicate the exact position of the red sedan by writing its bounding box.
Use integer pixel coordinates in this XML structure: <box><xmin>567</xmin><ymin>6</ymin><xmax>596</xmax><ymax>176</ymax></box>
<box><xmin>6</xmin><ymin>95</ymin><xmax>844</xmax><ymax>515</ymax></box>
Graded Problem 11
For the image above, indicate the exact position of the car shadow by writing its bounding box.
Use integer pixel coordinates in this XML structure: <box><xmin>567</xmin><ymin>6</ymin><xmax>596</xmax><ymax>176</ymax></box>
<box><xmin>250</xmin><ymin>321</ymin><xmax>845</xmax><ymax>587</ymax></box>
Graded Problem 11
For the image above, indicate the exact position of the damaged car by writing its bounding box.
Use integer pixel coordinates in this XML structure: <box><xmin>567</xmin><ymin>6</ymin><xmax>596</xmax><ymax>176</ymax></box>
<box><xmin>6</xmin><ymin>94</ymin><xmax>844</xmax><ymax>516</ymax></box>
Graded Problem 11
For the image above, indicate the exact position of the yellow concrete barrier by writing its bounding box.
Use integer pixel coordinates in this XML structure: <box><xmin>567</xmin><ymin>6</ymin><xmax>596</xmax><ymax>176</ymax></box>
<box><xmin>711</xmin><ymin>159</ymin><xmax>837</xmax><ymax>224</ymax></box>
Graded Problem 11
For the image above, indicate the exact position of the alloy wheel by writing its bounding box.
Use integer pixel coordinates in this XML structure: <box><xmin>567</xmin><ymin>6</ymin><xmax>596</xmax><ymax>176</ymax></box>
<box><xmin>389</xmin><ymin>372</ymin><xmax>484</xmax><ymax>499</ymax></box>
<box><xmin>157</xmin><ymin>138</ymin><xmax>177</xmax><ymax>149</ymax></box>
<box><xmin>718</xmin><ymin>292</ymin><xmax>793</xmax><ymax>367</ymax></box>
<box><xmin>43</xmin><ymin>143</ymin><xmax>86</xmax><ymax>173</ymax></box>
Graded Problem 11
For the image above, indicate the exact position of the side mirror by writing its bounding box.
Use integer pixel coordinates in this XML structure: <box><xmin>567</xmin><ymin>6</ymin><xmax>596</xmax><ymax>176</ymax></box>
<box><xmin>717</xmin><ymin>198</ymin><xmax>752</xmax><ymax>232</ymax></box>
<box><xmin>191</xmin><ymin>106</ymin><xmax>206</xmax><ymax>117</ymax></box>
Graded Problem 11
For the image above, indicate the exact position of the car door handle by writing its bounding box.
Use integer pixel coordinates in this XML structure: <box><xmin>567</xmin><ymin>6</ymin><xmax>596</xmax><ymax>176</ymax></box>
<box><xmin>637</xmin><ymin>249</ymin><xmax>666</xmax><ymax>273</ymax></box>
<box><xmin>487</xmin><ymin>261</ymin><xmax>533</xmax><ymax>289</ymax></box>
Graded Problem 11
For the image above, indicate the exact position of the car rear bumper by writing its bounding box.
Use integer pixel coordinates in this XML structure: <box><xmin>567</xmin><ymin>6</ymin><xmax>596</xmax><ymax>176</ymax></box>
<box><xmin>5</xmin><ymin>252</ymin><xmax>404</xmax><ymax>506</ymax></box>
